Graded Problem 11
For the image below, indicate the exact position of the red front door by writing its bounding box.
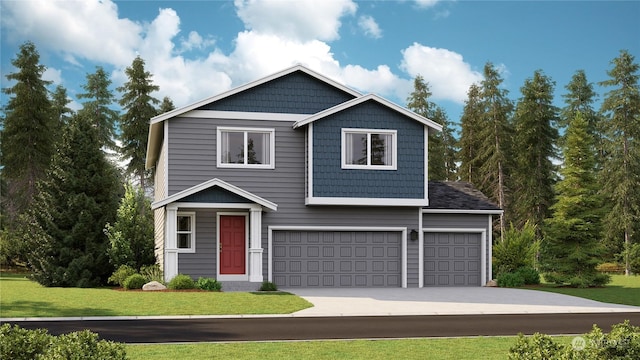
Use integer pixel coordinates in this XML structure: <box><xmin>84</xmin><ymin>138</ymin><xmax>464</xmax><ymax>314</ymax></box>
<box><xmin>219</xmin><ymin>215</ymin><xmax>246</xmax><ymax>275</ymax></box>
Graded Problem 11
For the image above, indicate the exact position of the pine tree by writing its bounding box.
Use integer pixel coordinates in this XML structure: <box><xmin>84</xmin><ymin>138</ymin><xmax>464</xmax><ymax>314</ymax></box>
<box><xmin>26</xmin><ymin>113</ymin><xmax>123</xmax><ymax>287</ymax></box>
<box><xmin>598</xmin><ymin>50</ymin><xmax>640</xmax><ymax>276</ymax></box>
<box><xmin>541</xmin><ymin>112</ymin><xmax>609</xmax><ymax>287</ymax></box>
<box><xmin>158</xmin><ymin>96</ymin><xmax>176</xmax><ymax>114</ymax></box>
<box><xmin>406</xmin><ymin>75</ymin><xmax>457</xmax><ymax>180</ymax></box>
<box><xmin>0</xmin><ymin>41</ymin><xmax>54</xmax><ymax>228</ymax></box>
<box><xmin>476</xmin><ymin>62</ymin><xmax>514</xmax><ymax>236</ymax></box>
<box><xmin>458</xmin><ymin>84</ymin><xmax>483</xmax><ymax>183</ymax></box>
<box><xmin>77</xmin><ymin>66</ymin><xmax>119</xmax><ymax>150</ymax></box>
<box><xmin>105</xmin><ymin>184</ymin><xmax>155</xmax><ymax>270</ymax></box>
<box><xmin>511</xmin><ymin>70</ymin><xmax>559</xmax><ymax>231</ymax></box>
<box><xmin>117</xmin><ymin>56</ymin><xmax>160</xmax><ymax>189</ymax></box>
<box><xmin>50</xmin><ymin>84</ymin><xmax>73</xmax><ymax>144</ymax></box>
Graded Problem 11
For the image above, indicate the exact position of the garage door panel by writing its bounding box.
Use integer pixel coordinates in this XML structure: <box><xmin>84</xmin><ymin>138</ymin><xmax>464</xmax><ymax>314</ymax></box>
<box><xmin>424</xmin><ymin>232</ymin><xmax>481</xmax><ymax>287</ymax></box>
<box><xmin>273</xmin><ymin>231</ymin><xmax>401</xmax><ymax>287</ymax></box>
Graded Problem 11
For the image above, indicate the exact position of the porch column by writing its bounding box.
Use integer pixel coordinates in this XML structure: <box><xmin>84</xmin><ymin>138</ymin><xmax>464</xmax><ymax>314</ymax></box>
<box><xmin>249</xmin><ymin>207</ymin><xmax>264</xmax><ymax>283</ymax></box>
<box><xmin>164</xmin><ymin>205</ymin><xmax>179</xmax><ymax>282</ymax></box>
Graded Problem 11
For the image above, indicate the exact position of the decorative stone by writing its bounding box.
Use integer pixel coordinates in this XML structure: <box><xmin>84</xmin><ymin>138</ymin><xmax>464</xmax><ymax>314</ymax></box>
<box><xmin>142</xmin><ymin>281</ymin><xmax>167</xmax><ymax>291</ymax></box>
<box><xmin>485</xmin><ymin>279</ymin><xmax>498</xmax><ymax>287</ymax></box>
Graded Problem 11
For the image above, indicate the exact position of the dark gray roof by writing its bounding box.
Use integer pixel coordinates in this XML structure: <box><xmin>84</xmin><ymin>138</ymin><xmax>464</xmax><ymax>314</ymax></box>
<box><xmin>426</xmin><ymin>181</ymin><xmax>501</xmax><ymax>211</ymax></box>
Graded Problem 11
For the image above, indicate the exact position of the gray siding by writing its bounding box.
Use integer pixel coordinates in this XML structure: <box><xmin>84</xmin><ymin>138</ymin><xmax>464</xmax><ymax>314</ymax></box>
<box><xmin>177</xmin><ymin>209</ymin><xmax>217</xmax><ymax>278</ymax></box>
<box><xmin>312</xmin><ymin>101</ymin><xmax>425</xmax><ymax>198</ymax></box>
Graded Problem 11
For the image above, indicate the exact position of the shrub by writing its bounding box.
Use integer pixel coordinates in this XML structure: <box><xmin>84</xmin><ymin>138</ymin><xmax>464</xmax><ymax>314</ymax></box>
<box><xmin>0</xmin><ymin>324</ymin><xmax>126</xmax><ymax>360</ymax></box>
<box><xmin>196</xmin><ymin>277</ymin><xmax>222</xmax><ymax>291</ymax></box>
<box><xmin>167</xmin><ymin>274</ymin><xmax>195</xmax><ymax>290</ymax></box>
<box><xmin>259</xmin><ymin>281</ymin><xmax>278</xmax><ymax>291</ymax></box>
<box><xmin>107</xmin><ymin>265</ymin><xmax>137</xmax><ymax>287</ymax></box>
<box><xmin>122</xmin><ymin>273</ymin><xmax>146</xmax><ymax>290</ymax></box>
<box><xmin>596</xmin><ymin>262</ymin><xmax>625</xmax><ymax>274</ymax></box>
<box><xmin>493</xmin><ymin>221</ymin><xmax>539</xmax><ymax>277</ymax></box>
<box><xmin>140</xmin><ymin>264</ymin><xmax>164</xmax><ymax>283</ymax></box>
<box><xmin>515</xmin><ymin>266</ymin><xmax>540</xmax><ymax>285</ymax></box>
<box><xmin>497</xmin><ymin>272</ymin><xmax>525</xmax><ymax>288</ymax></box>
<box><xmin>508</xmin><ymin>321</ymin><xmax>640</xmax><ymax>359</ymax></box>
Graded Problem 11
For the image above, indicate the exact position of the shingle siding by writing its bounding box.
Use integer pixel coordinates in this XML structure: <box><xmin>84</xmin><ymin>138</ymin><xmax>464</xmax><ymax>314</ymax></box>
<box><xmin>312</xmin><ymin>100</ymin><xmax>425</xmax><ymax>198</ymax></box>
<box><xmin>197</xmin><ymin>72</ymin><xmax>356</xmax><ymax>114</ymax></box>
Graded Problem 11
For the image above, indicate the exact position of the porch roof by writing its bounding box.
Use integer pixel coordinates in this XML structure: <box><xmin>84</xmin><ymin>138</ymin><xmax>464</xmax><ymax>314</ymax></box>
<box><xmin>151</xmin><ymin>178</ymin><xmax>278</xmax><ymax>211</ymax></box>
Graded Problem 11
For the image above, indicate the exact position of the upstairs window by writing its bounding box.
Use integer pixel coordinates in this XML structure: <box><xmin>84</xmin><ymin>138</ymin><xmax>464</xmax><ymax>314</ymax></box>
<box><xmin>217</xmin><ymin>127</ymin><xmax>275</xmax><ymax>169</ymax></box>
<box><xmin>342</xmin><ymin>128</ymin><xmax>397</xmax><ymax>170</ymax></box>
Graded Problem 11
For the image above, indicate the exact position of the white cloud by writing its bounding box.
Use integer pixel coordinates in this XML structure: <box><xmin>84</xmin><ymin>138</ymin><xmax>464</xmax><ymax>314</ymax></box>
<box><xmin>358</xmin><ymin>15</ymin><xmax>382</xmax><ymax>39</ymax></box>
<box><xmin>414</xmin><ymin>0</ymin><xmax>441</xmax><ymax>8</ymax></box>
<box><xmin>43</xmin><ymin>67</ymin><xmax>62</xmax><ymax>85</ymax></box>
<box><xmin>400</xmin><ymin>43</ymin><xmax>483</xmax><ymax>103</ymax></box>
<box><xmin>234</xmin><ymin>0</ymin><xmax>357</xmax><ymax>42</ymax></box>
<box><xmin>1</xmin><ymin>0</ymin><xmax>140</xmax><ymax>67</ymax></box>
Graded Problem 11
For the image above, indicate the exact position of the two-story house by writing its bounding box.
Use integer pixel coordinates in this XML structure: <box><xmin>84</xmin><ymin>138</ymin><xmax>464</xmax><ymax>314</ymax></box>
<box><xmin>146</xmin><ymin>65</ymin><xmax>501</xmax><ymax>290</ymax></box>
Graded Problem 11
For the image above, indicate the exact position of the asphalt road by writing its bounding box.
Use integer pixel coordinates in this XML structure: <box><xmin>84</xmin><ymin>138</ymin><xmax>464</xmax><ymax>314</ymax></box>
<box><xmin>5</xmin><ymin>312</ymin><xmax>640</xmax><ymax>343</ymax></box>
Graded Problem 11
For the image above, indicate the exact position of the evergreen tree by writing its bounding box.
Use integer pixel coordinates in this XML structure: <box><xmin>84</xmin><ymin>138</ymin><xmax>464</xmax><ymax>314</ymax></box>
<box><xmin>598</xmin><ymin>50</ymin><xmax>640</xmax><ymax>276</ymax></box>
<box><xmin>77</xmin><ymin>66</ymin><xmax>119</xmax><ymax>150</ymax></box>
<box><xmin>117</xmin><ymin>56</ymin><xmax>160</xmax><ymax>188</ymax></box>
<box><xmin>406</xmin><ymin>75</ymin><xmax>457</xmax><ymax>180</ymax></box>
<box><xmin>0</xmin><ymin>41</ymin><xmax>54</xmax><ymax>226</ymax></box>
<box><xmin>458</xmin><ymin>84</ymin><xmax>483</xmax><ymax>183</ymax></box>
<box><xmin>476</xmin><ymin>62</ymin><xmax>514</xmax><ymax>236</ymax></box>
<box><xmin>560</xmin><ymin>70</ymin><xmax>600</xmax><ymax>145</ymax></box>
<box><xmin>105</xmin><ymin>184</ymin><xmax>155</xmax><ymax>270</ymax></box>
<box><xmin>511</xmin><ymin>70</ymin><xmax>559</xmax><ymax>231</ymax></box>
<box><xmin>26</xmin><ymin>113</ymin><xmax>123</xmax><ymax>287</ymax></box>
<box><xmin>541</xmin><ymin>112</ymin><xmax>609</xmax><ymax>287</ymax></box>
<box><xmin>50</xmin><ymin>84</ymin><xmax>73</xmax><ymax>144</ymax></box>
<box><xmin>158</xmin><ymin>96</ymin><xmax>175</xmax><ymax>114</ymax></box>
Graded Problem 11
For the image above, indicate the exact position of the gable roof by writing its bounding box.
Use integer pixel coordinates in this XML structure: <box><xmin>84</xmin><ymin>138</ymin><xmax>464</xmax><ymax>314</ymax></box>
<box><xmin>424</xmin><ymin>181</ymin><xmax>502</xmax><ymax>213</ymax></box>
<box><xmin>292</xmin><ymin>93</ymin><xmax>443</xmax><ymax>131</ymax></box>
<box><xmin>151</xmin><ymin>178</ymin><xmax>278</xmax><ymax>211</ymax></box>
<box><xmin>146</xmin><ymin>64</ymin><xmax>362</xmax><ymax>169</ymax></box>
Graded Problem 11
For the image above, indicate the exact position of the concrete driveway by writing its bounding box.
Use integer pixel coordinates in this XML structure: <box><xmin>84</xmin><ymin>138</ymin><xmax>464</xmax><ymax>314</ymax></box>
<box><xmin>284</xmin><ymin>287</ymin><xmax>640</xmax><ymax>317</ymax></box>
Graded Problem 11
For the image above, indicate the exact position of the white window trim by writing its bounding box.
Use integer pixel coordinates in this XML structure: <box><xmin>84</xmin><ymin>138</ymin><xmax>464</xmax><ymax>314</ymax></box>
<box><xmin>176</xmin><ymin>212</ymin><xmax>196</xmax><ymax>253</ymax></box>
<box><xmin>216</xmin><ymin>126</ymin><xmax>275</xmax><ymax>169</ymax></box>
<box><xmin>341</xmin><ymin>128</ymin><xmax>397</xmax><ymax>170</ymax></box>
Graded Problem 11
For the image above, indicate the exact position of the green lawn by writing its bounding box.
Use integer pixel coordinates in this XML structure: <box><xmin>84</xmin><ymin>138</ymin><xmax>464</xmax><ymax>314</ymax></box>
<box><xmin>531</xmin><ymin>274</ymin><xmax>640</xmax><ymax>307</ymax></box>
<box><xmin>0</xmin><ymin>273</ymin><xmax>312</xmax><ymax>318</ymax></box>
<box><xmin>125</xmin><ymin>337</ymin><xmax>529</xmax><ymax>360</ymax></box>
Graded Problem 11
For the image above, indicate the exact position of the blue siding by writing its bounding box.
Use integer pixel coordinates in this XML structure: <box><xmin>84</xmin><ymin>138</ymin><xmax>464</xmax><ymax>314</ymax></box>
<box><xmin>197</xmin><ymin>72</ymin><xmax>356</xmax><ymax>114</ymax></box>
<box><xmin>181</xmin><ymin>187</ymin><xmax>251</xmax><ymax>203</ymax></box>
<box><xmin>312</xmin><ymin>100</ymin><xmax>425</xmax><ymax>199</ymax></box>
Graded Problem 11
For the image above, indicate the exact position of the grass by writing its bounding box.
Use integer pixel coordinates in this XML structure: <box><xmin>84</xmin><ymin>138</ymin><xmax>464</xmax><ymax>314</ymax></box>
<box><xmin>0</xmin><ymin>273</ymin><xmax>312</xmax><ymax>318</ymax></box>
<box><xmin>125</xmin><ymin>336</ymin><xmax>534</xmax><ymax>360</ymax></box>
<box><xmin>530</xmin><ymin>274</ymin><xmax>640</xmax><ymax>307</ymax></box>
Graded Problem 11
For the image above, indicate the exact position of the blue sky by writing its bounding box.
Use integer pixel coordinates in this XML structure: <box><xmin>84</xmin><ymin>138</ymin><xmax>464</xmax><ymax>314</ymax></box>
<box><xmin>1</xmin><ymin>0</ymin><xmax>638</xmax><ymax>125</ymax></box>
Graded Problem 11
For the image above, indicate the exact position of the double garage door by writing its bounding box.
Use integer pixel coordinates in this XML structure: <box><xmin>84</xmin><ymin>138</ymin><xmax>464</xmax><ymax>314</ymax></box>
<box><xmin>272</xmin><ymin>231</ymin><xmax>401</xmax><ymax>287</ymax></box>
<box><xmin>424</xmin><ymin>232</ymin><xmax>481</xmax><ymax>286</ymax></box>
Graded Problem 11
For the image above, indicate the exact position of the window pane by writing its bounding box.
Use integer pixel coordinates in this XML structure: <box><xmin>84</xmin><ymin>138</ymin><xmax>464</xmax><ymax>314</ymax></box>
<box><xmin>178</xmin><ymin>234</ymin><xmax>191</xmax><ymax>249</ymax></box>
<box><xmin>371</xmin><ymin>133</ymin><xmax>391</xmax><ymax>165</ymax></box>
<box><xmin>247</xmin><ymin>132</ymin><xmax>270</xmax><ymax>165</ymax></box>
<box><xmin>346</xmin><ymin>133</ymin><xmax>367</xmax><ymax>165</ymax></box>
<box><xmin>177</xmin><ymin>216</ymin><xmax>191</xmax><ymax>231</ymax></box>
<box><xmin>221</xmin><ymin>131</ymin><xmax>244</xmax><ymax>164</ymax></box>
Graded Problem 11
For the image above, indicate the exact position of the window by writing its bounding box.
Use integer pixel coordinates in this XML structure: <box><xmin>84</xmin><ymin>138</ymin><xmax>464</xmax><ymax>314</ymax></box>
<box><xmin>217</xmin><ymin>127</ymin><xmax>275</xmax><ymax>168</ymax></box>
<box><xmin>176</xmin><ymin>212</ymin><xmax>195</xmax><ymax>252</ymax></box>
<box><xmin>342</xmin><ymin>129</ymin><xmax>397</xmax><ymax>170</ymax></box>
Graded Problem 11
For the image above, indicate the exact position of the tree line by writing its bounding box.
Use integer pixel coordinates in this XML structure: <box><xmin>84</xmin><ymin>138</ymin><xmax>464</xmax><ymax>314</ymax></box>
<box><xmin>1</xmin><ymin>41</ymin><xmax>170</xmax><ymax>286</ymax></box>
<box><xmin>407</xmin><ymin>50</ymin><xmax>640</xmax><ymax>283</ymax></box>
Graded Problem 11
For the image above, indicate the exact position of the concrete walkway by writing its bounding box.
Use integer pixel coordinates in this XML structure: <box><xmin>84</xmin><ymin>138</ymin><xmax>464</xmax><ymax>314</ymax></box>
<box><xmin>284</xmin><ymin>287</ymin><xmax>640</xmax><ymax>317</ymax></box>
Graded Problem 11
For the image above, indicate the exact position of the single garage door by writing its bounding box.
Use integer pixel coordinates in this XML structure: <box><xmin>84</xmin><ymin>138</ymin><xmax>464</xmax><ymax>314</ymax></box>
<box><xmin>424</xmin><ymin>232</ymin><xmax>481</xmax><ymax>286</ymax></box>
<box><xmin>272</xmin><ymin>231</ymin><xmax>401</xmax><ymax>287</ymax></box>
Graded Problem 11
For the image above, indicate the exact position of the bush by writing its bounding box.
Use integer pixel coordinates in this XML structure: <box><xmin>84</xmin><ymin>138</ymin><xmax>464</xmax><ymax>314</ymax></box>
<box><xmin>596</xmin><ymin>262</ymin><xmax>625</xmax><ymax>274</ymax></box>
<box><xmin>493</xmin><ymin>221</ymin><xmax>539</xmax><ymax>277</ymax></box>
<box><xmin>107</xmin><ymin>265</ymin><xmax>137</xmax><ymax>287</ymax></box>
<box><xmin>122</xmin><ymin>273</ymin><xmax>146</xmax><ymax>290</ymax></box>
<box><xmin>508</xmin><ymin>320</ymin><xmax>640</xmax><ymax>359</ymax></box>
<box><xmin>167</xmin><ymin>274</ymin><xmax>195</xmax><ymax>290</ymax></box>
<box><xmin>515</xmin><ymin>266</ymin><xmax>540</xmax><ymax>285</ymax></box>
<box><xmin>140</xmin><ymin>264</ymin><xmax>164</xmax><ymax>283</ymax></box>
<box><xmin>497</xmin><ymin>272</ymin><xmax>525</xmax><ymax>288</ymax></box>
<box><xmin>259</xmin><ymin>281</ymin><xmax>278</xmax><ymax>291</ymax></box>
<box><xmin>0</xmin><ymin>324</ymin><xmax>126</xmax><ymax>360</ymax></box>
<box><xmin>196</xmin><ymin>277</ymin><xmax>222</xmax><ymax>291</ymax></box>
